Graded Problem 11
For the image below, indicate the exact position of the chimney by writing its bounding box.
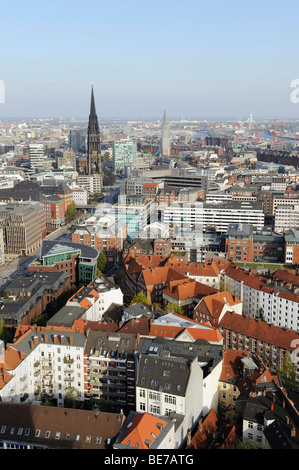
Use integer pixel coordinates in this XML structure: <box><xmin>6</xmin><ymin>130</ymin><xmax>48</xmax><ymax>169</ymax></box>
<box><xmin>70</xmin><ymin>336</ymin><xmax>74</xmax><ymax>345</ymax></box>
<box><xmin>198</xmin><ymin>418</ymin><xmax>203</xmax><ymax>432</ymax></box>
<box><xmin>286</xmin><ymin>416</ymin><xmax>289</xmax><ymax>425</ymax></box>
<box><xmin>33</xmin><ymin>336</ymin><xmax>38</xmax><ymax>345</ymax></box>
<box><xmin>291</xmin><ymin>425</ymin><xmax>296</xmax><ymax>437</ymax></box>
<box><xmin>283</xmin><ymin>400</ymin><xmax>285</xmax><ymax>408</ymax></box>
<box><xmin>53</xmin><ymin>335</ymin><xmax>57</xmax><ymax>343</ymax></box>
<box><xmin>61</xmin><ymin>335</ymin><xmax>64</xmax><ymax>344</ymax></box>
<box><xmin>270</xmin><ymin>403</ymin><xmax>274</xmax><ymax>411</ymax></box>
<box><xmin>44</xmin><ymin>334</ymin><xmax>48</xmax><ymax>343</ymax></box>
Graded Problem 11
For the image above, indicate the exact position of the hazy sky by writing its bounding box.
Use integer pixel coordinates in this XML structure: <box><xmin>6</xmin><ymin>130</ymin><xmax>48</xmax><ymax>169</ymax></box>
<box><xmin>0</xmin><ymin>0</ymin><xmax>299</xmax><ymax>119</ymax></box>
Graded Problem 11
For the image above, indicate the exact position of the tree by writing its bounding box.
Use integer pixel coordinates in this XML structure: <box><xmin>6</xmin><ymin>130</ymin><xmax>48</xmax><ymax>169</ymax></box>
<box><xmin>277</xmin><ymin>350</ymin><xmax>296</xmax><ymax>394</ymax></box>
<box><xmin>131</xmin><ymin>292</ymin><xmax>150</xmax><ymax>305</ymax></box>
<box><xmin>65</xmin><ymin>202</ymin><xmax>77</xmax><ymax>221</ymax></box>
<box><xmin>164</xmin><ymin>302</ymin><xmax>184</xmax><ymax>316</ymax></box>
<box><xmin>64</xmin><ymin>387</ymin><xmax>80</xmax><ymax>408</ymax></box>
<box><xmin>0</xmin><ymin>318</ymin><xmax>13</xmax><ymax>345</ymax></box>
<box><xmin>97</xmin><ymin>251</ymin><xmax>107</xmax><ymax>273</ymax></box>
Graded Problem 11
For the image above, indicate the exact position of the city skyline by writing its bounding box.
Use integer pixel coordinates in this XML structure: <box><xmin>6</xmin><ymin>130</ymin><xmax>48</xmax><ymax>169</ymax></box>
<box><xmin>0</xmin><ymin>0</ymin><xmax>299</xmax><ymax>119</ymax></box>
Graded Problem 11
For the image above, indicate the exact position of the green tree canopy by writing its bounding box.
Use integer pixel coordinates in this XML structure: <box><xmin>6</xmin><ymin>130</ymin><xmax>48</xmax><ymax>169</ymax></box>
<box><xmin>164</xmin><ymin>303</ymin><xmax>184</xmax><ymax>316</ymax></box>
<box><xmin>278</xmin><ymin>350</ymin><xmax>296</xmax><ymax>394</ymax></box>
<box><xmin>97</xmin><ymin>251</ymin><xmax>107</xmax><ymax>273</ymax></box>
<box><xmin>65</xmin><ymin>202</ymin><xmax>77</xmax><ymax>221</ymax></box>
<box><xmin>131</xmin><ymin>292</ymin><xmax>150</xmax><ymax>305</ymax></box>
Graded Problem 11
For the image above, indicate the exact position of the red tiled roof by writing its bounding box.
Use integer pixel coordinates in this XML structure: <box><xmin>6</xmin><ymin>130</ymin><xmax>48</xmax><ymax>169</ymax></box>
<box><xmin>121</xmin><ymin>413</ymin><xmax>168</xmax><ymax>449</ymax></box>
<box><xmin>189</xmin><ymin>408</ymin><xmax>219</xmax><ymax>449</ymax></box>
<box><xmin>220</xmin><ymin>311</ymin><xmax>299</xmax><ymax>350</ymax></box>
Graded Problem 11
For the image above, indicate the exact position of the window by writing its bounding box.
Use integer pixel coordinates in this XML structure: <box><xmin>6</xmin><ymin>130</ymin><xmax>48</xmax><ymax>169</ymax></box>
<box><xmin>35</xmin><ymin>430</ymin><xmax>40</xmax><ymax>437</ymax></box>
<box><xmin>55</xmin><ymin>432</ymin><xmax>61</xmax><ymax>439</ymax></box>
<box><xmin>248</xmin><ymin>422</ymin><xmax>253</xmax><ymax>429</ymax></box>
<box><xmin>0</xmin><ymin>426</ymin><xmax>6</xmax><ymax>434</ymax></box>
<box><xmin>45</xmin><ymin>431</ymin><xmax>51</xmax><ymax>439</ymax></box>
<box><xmin>96</xmin><ymin>437</ymin><xmax>102</xmax><ymax>444</ymax></box>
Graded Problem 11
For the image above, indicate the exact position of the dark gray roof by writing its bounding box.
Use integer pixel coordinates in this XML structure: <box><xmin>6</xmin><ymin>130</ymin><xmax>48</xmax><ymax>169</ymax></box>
<box><xmin>40</xmin><ymin>240</ymin><xmax>99</xmax><ymax>260</ymax></box>
<box><xmin>136</xmin><ymin>336</ymin><xmax>223</xmax><ymax>395</ymax></box>
<box><xmin>244</xmin><ymin>390</ymin><xmax>299</xmax><ymax>449</ymax></box>
<box><xmin>47</xmin><ymin>305</ymin><xmax>86</xmax><ymax>326</ymax></box>
<box><xmin>84</xmin><ymin>330</ymin><xmax>139</xmax><ymax>357</ymax></box>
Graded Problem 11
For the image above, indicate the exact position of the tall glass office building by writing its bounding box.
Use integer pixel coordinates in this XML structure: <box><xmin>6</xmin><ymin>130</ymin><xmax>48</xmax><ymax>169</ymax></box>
<box><xmin>112</xmin><ymin>140</ymin><xmax>137</xmax><ymax>171</ymax></box>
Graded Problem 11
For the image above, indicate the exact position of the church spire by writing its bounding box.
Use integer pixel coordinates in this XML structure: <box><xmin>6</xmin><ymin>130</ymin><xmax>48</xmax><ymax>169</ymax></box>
<box><xmin>90</xmin><ymin>82</ymin><xmax>96</xmax><ymax>116</ymax></box>
<box><xmin>87</xmin><ymin>83</ymin><xmax>101</xmax><ymax>175</ymax></box>
<box><xmin>88</xmin><ymin>83</ymin><xmax>99</xmax><ymax>134</ymax></box>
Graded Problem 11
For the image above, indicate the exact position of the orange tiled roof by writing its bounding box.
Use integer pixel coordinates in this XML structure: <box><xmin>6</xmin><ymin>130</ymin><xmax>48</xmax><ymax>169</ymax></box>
<box><xmin>189</xmin><ymin>408</ymin><xmax>219</xmax><ymax>449</ymax></box>
<box><xmin>121</xmin><ymin>413</ymin><xmax>168</xmax><ymax>449</ymax></box>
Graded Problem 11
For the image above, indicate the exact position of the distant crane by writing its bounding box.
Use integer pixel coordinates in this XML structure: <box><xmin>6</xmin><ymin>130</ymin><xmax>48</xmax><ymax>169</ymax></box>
<box><xmin>269</xmin><ymin>116</ymin><xmax>277</xmax><ymax>141</ymax></box>
<box><xmin>280</xmin><ymin>121</ymin><xmax>284</xmax><ymax>142</ymax></box>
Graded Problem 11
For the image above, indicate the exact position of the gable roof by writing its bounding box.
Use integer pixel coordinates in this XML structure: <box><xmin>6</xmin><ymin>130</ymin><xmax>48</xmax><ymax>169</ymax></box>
<box><xmin>120</xmin><ymin>413</ymin><xmax>168</xmax><ymax>449</ymax></box>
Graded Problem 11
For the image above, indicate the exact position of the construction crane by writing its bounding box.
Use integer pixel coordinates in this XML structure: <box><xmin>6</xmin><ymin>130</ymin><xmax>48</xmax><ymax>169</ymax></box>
<box><xmin>280</xmin><ymin>121</ymin><xmax>284</xmax><ymax>142</ymax></box>
<box><xmin>269</xmin><ymin>117</ymin><xmax>277</xmax><ymax>141</ymax></box>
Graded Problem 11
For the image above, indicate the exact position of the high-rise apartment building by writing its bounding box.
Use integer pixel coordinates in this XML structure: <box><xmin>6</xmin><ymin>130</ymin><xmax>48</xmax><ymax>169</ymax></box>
<box><xmin>29</xmin><ymin>144</ymin><xmax>46</xmax><ymax>173</ymax></box>
<box><xmin>113</xmin><ymin>140</ymin><xmax>137</xmax><ymax>172</ymax></box>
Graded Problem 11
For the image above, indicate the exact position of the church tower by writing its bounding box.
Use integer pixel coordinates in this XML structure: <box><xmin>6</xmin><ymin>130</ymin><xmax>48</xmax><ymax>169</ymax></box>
<box><xmin>87</xmin><ymin>84</ymin><xmax>101</xmax><ymax>175</ymax></box>
<box><xmin>161</xmin><ymin>109</ymin><xmax>170</xmax><ymax>156</ymax></box>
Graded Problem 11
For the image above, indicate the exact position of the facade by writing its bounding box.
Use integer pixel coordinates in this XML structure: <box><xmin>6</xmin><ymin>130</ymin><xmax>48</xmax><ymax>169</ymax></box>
<box><xmin>225</xmin><ymin>223</ymin><xmax>284</xmax><ymax>263</ymax></box>
<box><xmin>135</xmin><ymin>336</ymin><xmax>223</xmax><ymax>447</ymax></box>
<box><xmin>113</xmin><ymin>140</ymin><xmax>137</xmax><ymax>172</ymax></box>
<box><xmin>0</xmin><ymin>326</ymin><xmax>87</xmax><ymax>407</ymax></box>
<box><xmin>164</xmin><ymin>200</ymin><xmax>265</xmax><ymax>234</ymax></box>
<box><xmin>219</xmin><ymin>310</ymin><xmax>299</xmax><ymax>386</ymax></box>
<box><xmin>84</xmin><ymin>331</ymin><xmax>139</xmax><ymax>410</ymax></box>
<box><xmin>72</xmin><ymin>215</ymin><xmax>127</xmax><ymax>264</ymax></box>
<box><xmin>72</xmin><ymin>188</ymin><xmax>88</xmax><ymax>206</ymax></box>
<box><xmin>242</xmin><ymin>387</ymin><xmax>299</xmax><ymax>449</ymax></box>
<box><xmin>284</xmin><ymin>228</ymin><xmax>299</xmax><ymax>264</ymax></box>
<box><xmin>29</xmin><ymin>143</ymin><xmax>46</xmax><ymax>173</ymax></box>
<box><xmin>28</xmin><ymin>240</ymin><xmax>99</xmax><ymax>285</ymax></box>
<box><xmin>0</xmin><ymin>203</ymin><xmax>42</xmax><ymax>260</ymax></box>
<box><xmin>76</xmin><ymin>173</ymin><xmax>102</xmax><ymax>195</ymax></box>
<box><xmin>274</xmin><ymin>205</ymin><xmax>299</xmax><ymax>233</ymax></box>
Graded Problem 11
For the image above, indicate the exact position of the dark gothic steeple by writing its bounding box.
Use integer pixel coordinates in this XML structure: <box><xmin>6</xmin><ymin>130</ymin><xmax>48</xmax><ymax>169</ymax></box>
<box><xmin>87</xmin><ymin>83</ymin><xmax>101</xmax><ymax>175</ymax></box>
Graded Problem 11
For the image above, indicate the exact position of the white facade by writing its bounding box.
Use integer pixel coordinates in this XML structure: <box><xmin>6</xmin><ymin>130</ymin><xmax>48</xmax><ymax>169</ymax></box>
<box><xmin>274</xmin><ymin>204</ymin><xmax>299</xmax><ymax>233</ymax></box>
<box><xmin>72</xmin><ymin>188</ymin><xmax>88</xmax><ymax>206</ymax></box>
<box><xmin>0</xmin><ymin>334</ymin><xmax>86</xmax><ymax>407</ymax></box>
<box><xmin>221</xmin><ymin>269</ymin><xmax>299</xmax><ymax>331</ymax></box>
<box><xmin>164</xmin><ymin>201</ymin><xmax>265</xmax><ymax>234</ymax></box>
<box><xmin>29</xmin><ymin>144</ymin><xmax>46</xmax><ymax>172</ymax></box>
<box><xmin>136</xmin><ymin>357</ymin><xmax>204</xmax><ymax>449</ymax></box>
<box><xmin>77</xmin><ymin>174</ymin><xmax>102</xmax><ymax>195</ymax></box>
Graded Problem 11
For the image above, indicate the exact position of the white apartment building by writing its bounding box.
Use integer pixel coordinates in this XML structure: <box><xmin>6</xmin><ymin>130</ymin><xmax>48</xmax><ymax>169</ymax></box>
<box><xmin>220</xmin><ymin>267</ymin><xmax>299</xmax><ymax>331</ymax></box>
<box><xmin>0</xmin><ymin>329</ymin><xmax>86</xmax><ymax>407</ymax></box>
<box><xmin>66</xmin><ymin>275</ymin><xmax>123</xmax><ymax>322</ymax></box>
<box><xmin>77</xmin><ymin>173</ymin><xmax>102</xmax><ymax>195</ymax></box>
<box><xmin>72</xmin><ymin>188</ymin><xmax>88</xmax><ymax>206</ymax></box>
<box><xmin>164</xmin><ymin>201</ymin><xmax>264</xmax><ymax>234</ymax></box>
<box><xmin>274</xmin><ymin>204</ymin><xmax>299</xmax><ymax>233</ymax></box>
<box><xmin>135</xmin><ymin>337</ymin><xmax>223</xmax><ymax>448</ymax></box>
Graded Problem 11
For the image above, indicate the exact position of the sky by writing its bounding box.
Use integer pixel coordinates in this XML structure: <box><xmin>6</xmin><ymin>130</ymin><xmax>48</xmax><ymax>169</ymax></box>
<box><xmin>0</xmin><ymin>0</ymin><xmax>299</xmax><ymax>119</ymax></box>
